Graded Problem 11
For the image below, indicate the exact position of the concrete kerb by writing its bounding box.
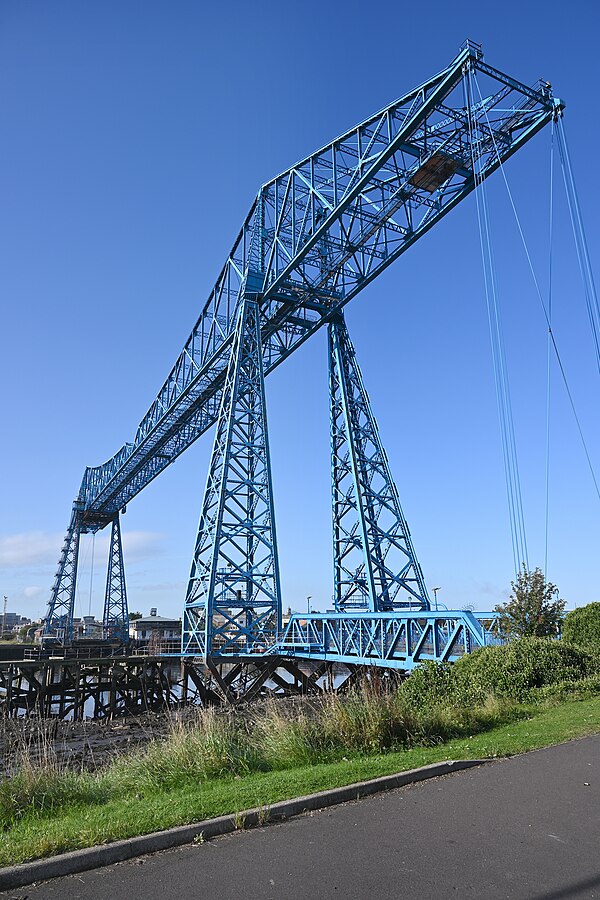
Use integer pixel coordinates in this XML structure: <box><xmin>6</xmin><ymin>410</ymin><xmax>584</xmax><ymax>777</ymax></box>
<box><xmin>0</xmin><ymin>758</ymin><xmax>486</xmax><ymax>891</ymax></box>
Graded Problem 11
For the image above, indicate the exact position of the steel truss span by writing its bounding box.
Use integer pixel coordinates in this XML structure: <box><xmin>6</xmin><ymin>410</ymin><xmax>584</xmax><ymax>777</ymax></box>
<box><xmin>76</xmin><ymin>40</ymin><xmax>561</xmax><ymax>527</ymax></box>
<box><xmin>44</xmin><ymin>41</ymin><xmax>560</xmax><ymax>667</ymax></box>
<box><xmin>276</xmin><ymin>610</ymin><xmax>494</xmax><ymax>670</ymax></box>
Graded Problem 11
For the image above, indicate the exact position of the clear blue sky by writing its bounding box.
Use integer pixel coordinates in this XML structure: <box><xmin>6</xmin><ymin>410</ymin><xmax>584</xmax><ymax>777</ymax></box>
<box><xmin>1</xmin><ymin>0</ymin><xmax>599</xmax><ymax>621</ymax></box>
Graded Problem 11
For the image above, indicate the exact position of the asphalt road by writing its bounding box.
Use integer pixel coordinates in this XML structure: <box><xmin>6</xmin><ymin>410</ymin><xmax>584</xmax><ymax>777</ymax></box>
<box><xmin>6</xmin><ymin>735</ymin><xmax>600</xmax><ymax>900</ymax></box>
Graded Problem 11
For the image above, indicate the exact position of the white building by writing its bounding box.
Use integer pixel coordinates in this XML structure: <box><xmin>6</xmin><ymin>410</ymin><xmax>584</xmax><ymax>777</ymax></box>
<box><xmin>129</xmin><ymin>608</ymin><xmax>181</xmax><ymax>643</ymax></box>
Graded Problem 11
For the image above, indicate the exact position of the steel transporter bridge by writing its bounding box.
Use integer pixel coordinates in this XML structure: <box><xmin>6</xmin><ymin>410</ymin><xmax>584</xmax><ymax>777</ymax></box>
<box><xmin>42</xmin><ymin>41</ymin><xmax>565</xmax><ymax>689</ymax></box>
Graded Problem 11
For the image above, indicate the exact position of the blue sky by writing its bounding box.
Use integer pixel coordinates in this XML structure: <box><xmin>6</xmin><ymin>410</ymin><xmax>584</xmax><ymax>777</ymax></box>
<box><xmin>1</xmin><ymin>0</ymin><xmax>599</xmax><ymax>621</ymax></box>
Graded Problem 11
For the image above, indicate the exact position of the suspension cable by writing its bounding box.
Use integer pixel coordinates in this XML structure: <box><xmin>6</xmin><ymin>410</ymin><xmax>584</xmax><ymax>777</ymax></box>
<box><xmin>544</xmin><ymin>121</ymin><xmax>555</xmax><ymax>576</ymax></box>
<box><xmin>556</xmin><ymin>116</ymin><xmax>600</xmax><ymax>375</ymax></box>
<box><xmin>473</xmin><ymin>74</ymin><xmax>600</xmax><ymax>509</ymax></box>
<box><xmin>466</xmin><ymin>67</ymin><xmax>529</xmax><ymax>574</ymax></box>
<box><xmin>88</xmin><ymin>532</ymin><xmax>95</xmax><ymax>618</ymax></box>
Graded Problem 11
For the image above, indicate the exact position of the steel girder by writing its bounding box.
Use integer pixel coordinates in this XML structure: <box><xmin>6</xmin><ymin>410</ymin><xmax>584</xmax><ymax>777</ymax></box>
<box><xmin>102</xmin><ymin>515</ymin><xmax>130</xmax><ymax>642</ymax></box>
<box><xmin>72</xmin><ymin>42</ymin><xmax>560</xmax><ymax>528</ymax></box>
<box><xmin>275</xmin><ymin>610</ymin><xmax>489</xmax><ymax>670</ymax></box>
<box><xmin>182</xmin><ymin>297</ymin><xmax>281</xmax><ymax>657</ymax></box>
<box><xmin>329</xmin><ymin>313</ymin><xmax>429</xmax><ymax>612</ymax></box>
<box><xmin>42</xmin><ymin>503</ymin><xmax>83</xmax><ymax>643</ymax></box>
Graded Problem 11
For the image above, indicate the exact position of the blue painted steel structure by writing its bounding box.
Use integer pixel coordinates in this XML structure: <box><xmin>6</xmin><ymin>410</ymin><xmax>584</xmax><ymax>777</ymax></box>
<box><xmin>275</xmin><ymin>610</ymin><xmax>491</xmax><ymax>670</ymax></box>
<box><xmin>182</xmin><ymin>297</ymin><xmax>281</xmax><ymax>656</ymax></box>
<box><xmin>329</xmin><ymin>313</ymin><xmax>429</xmax><ymax>613</ymax></box>
<box><xmin>43</xmin><ymin>502</ymin><xmax>83</xmax><ymax>643</ymax></box>
<box><xmin>102</xmin><ymin>515</ymin><xmax>130</xmax><ymax>642</ymax></box>
<box><xmin>43</xmin><ymin>41</ymin><xmax>562</xmax><ymax>667</ymax></box>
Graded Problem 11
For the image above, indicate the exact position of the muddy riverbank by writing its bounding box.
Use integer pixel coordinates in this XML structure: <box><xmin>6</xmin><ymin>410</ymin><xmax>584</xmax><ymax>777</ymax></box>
<box><xmin>0</xmin><ymin>709</ymin><xmax>199</xmax><ymax>776</ymax></box>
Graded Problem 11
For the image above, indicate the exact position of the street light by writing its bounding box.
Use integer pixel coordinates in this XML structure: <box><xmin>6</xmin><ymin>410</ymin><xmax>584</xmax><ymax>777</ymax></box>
<box><xmin>307</xmin><ymin>596</ymin><xmax>312</xmax><ymax>616</ymax></box>
<box><xmin>432</xmin><ymin>587</ymin><xmax>441</xmax><ymax>611</ymax></box>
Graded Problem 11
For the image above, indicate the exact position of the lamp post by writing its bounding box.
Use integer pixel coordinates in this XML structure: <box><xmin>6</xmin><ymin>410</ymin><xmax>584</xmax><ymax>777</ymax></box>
<box><xmin>432</xmin><ymin>587</ymin><xmax>441</xmax><ymax>611</ymax></box>
<box><xmin>2</xmin><ymin>596</ymin><xmax>7</xmax><ymax>638</ymax></box>
<box><xmin>307</xmin><ymin>596</ymin><xmax>312</xmax><ymax>616</ymax></box>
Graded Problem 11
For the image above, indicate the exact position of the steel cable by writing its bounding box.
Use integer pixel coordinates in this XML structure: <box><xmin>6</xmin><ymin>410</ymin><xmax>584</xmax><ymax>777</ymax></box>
<box><xmin>473</xmin><ymin>73</ymin><xmax>600</xmax><ymax>512</ymax></box>
<box><xmin>466</xmin><ymin>68</ymin><xmax>529</xmax><ymax>574</ymax></box>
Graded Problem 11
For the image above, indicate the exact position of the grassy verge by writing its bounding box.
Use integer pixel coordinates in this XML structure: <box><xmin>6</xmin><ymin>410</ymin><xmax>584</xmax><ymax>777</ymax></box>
<box><xmin>1</xmin><ymin>695</ymin><xmax>599</xmax><ymax>868</ymax></box>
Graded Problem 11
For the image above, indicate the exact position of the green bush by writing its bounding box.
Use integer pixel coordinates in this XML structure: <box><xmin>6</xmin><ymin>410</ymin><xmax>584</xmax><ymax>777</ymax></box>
<box><xmin>562</xmin><ymin>603</ymin><xmax>600</xmax><ymax>651</ymax></box>
<box><xmin>397</xmin><ymin>661</ymin><xmax>456</xmax><ymax>708</ymax></box>
<box><xmin>398</xmin><ymin>638</ymin><xmax>594</xmax><ymax>708</ymax></box>
<box><xmin>451</xmin><ymin>638</ymin><xmax>591</xmax><ymax>703</ymax></box>
<box><xmin>531</xmin><ymin>674</ymin><xmax>600</xmax><ymax>704</ymax></box>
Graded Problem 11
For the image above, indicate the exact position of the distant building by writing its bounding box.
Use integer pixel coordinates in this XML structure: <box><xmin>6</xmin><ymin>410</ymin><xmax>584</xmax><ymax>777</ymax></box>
<box><xmin>0</xmin><ymin>613</ymin><xmax>35</xmax><ymax>640</ymax></box>
<box><xmin>129</xmin><ymin>608</ymin><xmax>181</xmax><ymax>644</ymax></box>
<box><xmin>1</xmin><ymin>612</ymin><xmax>30</xmax><ymax>631</ymax></box>
<box><xmin>72</xmin><ymin>616</ymin><xmax>103</xmax><ymax>639</ymax></box>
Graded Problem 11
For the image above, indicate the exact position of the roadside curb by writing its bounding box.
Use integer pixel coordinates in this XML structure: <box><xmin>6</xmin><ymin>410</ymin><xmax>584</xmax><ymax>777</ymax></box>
<box><xmin>0</xmin><ymin>758</ymin><xmax>486</xmax><ymax>891</ymax></box>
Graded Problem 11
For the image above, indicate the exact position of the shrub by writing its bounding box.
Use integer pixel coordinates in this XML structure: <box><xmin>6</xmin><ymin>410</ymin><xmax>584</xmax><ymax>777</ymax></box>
<box><xmin>397</xmin><ymin>638</ymin><xmax>595</xmax><ymax>708</ymax></box>
<box><xmin>451</xmin><ymin>637</ymin><xmax>591</xmax><ymax>703</ymax></box>
<box><xmin>531</xmin><ymin>674</ymin><xmax>600</xmax><ymax>703</ymax></box>
<box><xmin>562</xmin><ymin>603</ymin><xmax>600</xmax><ymax>651</ymax></box>
<box><xmin>397</xmin><ymin>661</ymin><xmax>457</xmax><ymax>708</ymax></box>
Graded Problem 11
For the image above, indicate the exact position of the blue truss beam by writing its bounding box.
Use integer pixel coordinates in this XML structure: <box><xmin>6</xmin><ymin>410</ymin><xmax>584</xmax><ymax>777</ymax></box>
<box><xmin>71</xmin><ymin>42</ymin><xmax>560</xmax><ymax>529</ymax></box>
<box><xmin>274</xmin><ymin>610</ymin><xmax>493</xmax><ymax>670</ymax></box>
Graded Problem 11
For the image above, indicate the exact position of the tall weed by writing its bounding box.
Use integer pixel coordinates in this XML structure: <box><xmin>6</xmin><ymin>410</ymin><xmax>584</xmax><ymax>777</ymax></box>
<box><xmin>0</xmin><ymin>749</ymin><xmax>107</xmax><ymax>828</ymax></box>
<box><xmin>109</xmin><ymin>708</ymin><xmax>259</xmax><ymax>789</ymax></box>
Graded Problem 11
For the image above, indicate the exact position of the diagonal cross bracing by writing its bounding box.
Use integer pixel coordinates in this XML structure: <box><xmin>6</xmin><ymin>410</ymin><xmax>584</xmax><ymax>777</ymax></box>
<box><xmin>102</xmin><ymin>515</ymin><xmax>129</xmax><ymax>643</ymax></box>
<box><xmin>182</xmin><ymin>297</ymin><xmax>281</xmax><ymax>657</ymax></box>
<box><xmin>275</xmin><ymin>610</ymin><xmax>492</xmax><ymax>670</ymax></box>
<box><xmin>43</xmin><ymin>504</ymin><xmax>83</xmax><ymax>643</ymax></box>
<box><xmin>329</xmin><ymin>313</ymin><xmax>430</xmax><ymax>612</ymax></box>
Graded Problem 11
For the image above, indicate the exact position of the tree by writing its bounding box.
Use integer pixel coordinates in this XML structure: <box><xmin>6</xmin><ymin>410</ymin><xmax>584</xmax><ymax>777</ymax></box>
<box><xmin>562</xmin><ymin>602</ymin><xmax>600</xmax><ymax>649</ymax></box>
<box><xmin>494</xmin><ymin>566</ymin><xmax>565</xmax><ymax>639</ymax></box>
<box><xmin>128</xmin><ymin>611</ymin><xmax>143</xmax><ymax>620</ymax></box>
<box><xmin>18</xmin><ymin>623</ymin><xmax>34</xmax><ymax>643</ymax></box>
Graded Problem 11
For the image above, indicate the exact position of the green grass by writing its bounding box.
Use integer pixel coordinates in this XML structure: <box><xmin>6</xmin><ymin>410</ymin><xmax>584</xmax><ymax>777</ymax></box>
<box><xmin>1</xmin><ymin>695</ymin><xmax>599</xmax><ymax>868</ymax></box>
